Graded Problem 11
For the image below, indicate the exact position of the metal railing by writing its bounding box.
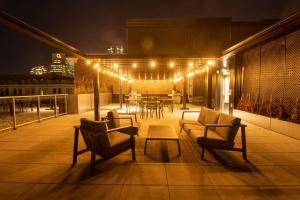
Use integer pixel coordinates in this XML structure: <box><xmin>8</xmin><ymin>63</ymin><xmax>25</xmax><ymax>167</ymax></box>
<box><xmin>0</xmin><ymin>94</ymin><xmax>68</xmax><ymax>131</ymax></box>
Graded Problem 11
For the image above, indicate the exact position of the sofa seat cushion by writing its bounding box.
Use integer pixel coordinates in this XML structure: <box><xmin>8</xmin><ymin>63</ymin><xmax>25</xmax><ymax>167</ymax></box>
<box><xmin>190</xmin><ymin>129</ymin><xmax>234</xmax><ymax>149</ymax></box>
<box><xmin>204</xmin><ymin>109</ymin><xmax>220</xmax><ymax>130</ymax></box>
<box><xmin>198</xmin><ymin>107</ymin><xmax>208</xmax><ymax>124</ymax></box>
<box><xmin>215</xmin><ymin>113</ymin><xmax>241</xmax><ymax>141</ymax></box>
<box><xmin>179</xmin><ymin>119</ymin><xmax>201</xmax><ymax>127</ymax></box>
<box><xmin>183</xmin><ymin>123</ymin><xmax>204</xmax><ymax>134</ymax></box>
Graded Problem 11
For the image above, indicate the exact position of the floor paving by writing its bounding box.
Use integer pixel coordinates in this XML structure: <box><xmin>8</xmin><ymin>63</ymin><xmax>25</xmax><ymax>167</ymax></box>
<box><xmin>0</xmin><ymin>104</ymin><xmax>299</xmax><ymax>199</ymax></box>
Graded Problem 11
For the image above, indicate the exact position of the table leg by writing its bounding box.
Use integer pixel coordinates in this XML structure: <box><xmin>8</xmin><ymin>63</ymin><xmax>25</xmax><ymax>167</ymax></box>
<box><xmin>177</xmin><ymin>139</ymin><xmax>181</xmax><ymax>156</ymax></box>
<box><xmin>144</xmin><ymin>139</ymin><xmax>148</xmax><ymax>154</ymax></box>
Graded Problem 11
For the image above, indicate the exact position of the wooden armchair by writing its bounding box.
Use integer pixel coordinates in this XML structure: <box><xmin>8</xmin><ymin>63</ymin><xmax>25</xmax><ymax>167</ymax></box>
<box><xmin>105</xmin><ymin>109</ymin><xmax>140</xmax><ymax>135</ymax></box>
<box><xmin>73</xmin><ymin>118</ymin><xmax>136</xmax><ymax>175</ymax></box>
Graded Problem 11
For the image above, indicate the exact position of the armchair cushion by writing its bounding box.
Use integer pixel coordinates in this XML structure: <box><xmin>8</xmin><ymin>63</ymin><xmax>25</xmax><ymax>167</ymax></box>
<box><xmin>107</xmin><ymin>110</ymin><xmax>120</xmax><ymax>128</ymax></box>
<box><xmin>179</xmin><ymin>119</ymin><xmax>201</xmax><ymax>127</ymax></box>
<box><xmin>108</xmin><ymin>131</ymin><xmax>131</xmax><ymax>147</ymax></box>
<box><xmin>190</xmin><ymin>129</ymin><xmax>234</xmax><ymax>149</ymax></box>
<box><xmin>198</xmin><ymin>107</ymin><xmax>208</xmax><ymax>124</ymax></box>
<box><xmin>80</xmin><ymin>118</ymin><xmax>110</xmax><ymax>151</ymax></box>
<box><xmin>183</xmin><ymin>123</ymin><xmax>204</xmax><ymax>134</ymax></box>
<box><xmin>204</xmin><ymin>109</ymin><xmax>220</xmax><ymax>130</ymax></box>
<box><xmin>215</xmin><ymin>113</ymin><xmax>241</xmax><ymax>141</ymax></box>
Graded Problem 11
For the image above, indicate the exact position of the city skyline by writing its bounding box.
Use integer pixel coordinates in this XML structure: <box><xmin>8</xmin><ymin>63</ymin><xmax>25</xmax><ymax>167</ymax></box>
<box><xmin>1</xmin><ymin>0</ymin><xmax>300</xmax><ymax>74</ymax></box>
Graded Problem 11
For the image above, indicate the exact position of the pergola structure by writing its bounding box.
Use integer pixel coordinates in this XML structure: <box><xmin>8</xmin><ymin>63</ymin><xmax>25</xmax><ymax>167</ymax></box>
<box><xmin>0</xmin><ymin>10</ymin><xmax>217</xmax><ymax>120</ymax></box>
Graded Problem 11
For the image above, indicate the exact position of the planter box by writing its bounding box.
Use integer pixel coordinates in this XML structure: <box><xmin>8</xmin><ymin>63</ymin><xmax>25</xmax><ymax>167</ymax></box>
<box><xmin>233</xmin><ymin>109</ymin><xmax>300</xmax><ymax>140</ymax></box>
<box><xmin>233</xmin><ymin>109</ymin><xmax>270</xmax><ymax>129</ymax></box>
<box><xmin>271</xmin><ymin>118</ymin><xmax>300</xmax><ymax>140</ymax></box>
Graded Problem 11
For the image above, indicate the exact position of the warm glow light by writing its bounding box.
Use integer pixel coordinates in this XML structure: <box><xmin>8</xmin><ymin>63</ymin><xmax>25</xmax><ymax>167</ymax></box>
<box><xmin>207</xmin><ymin>60</ymin><xmax>215</xmax><ymax>66</ymax></box>
<box><xmin>202</xmin><ymin>69</ymin><xmax>205</xmax><ymax>72</ymax></box>
<box><xmin>86</xmin><ymin>60</ymin><xmax>91</xmax><ymax>65</ymax></box>
<box><xmin>150</xmin><ymin>61</ymin><xmax>156</xmax><ymax>68</ymax></box>
<box><xmin>169</xmin><ymin>62</ymin><xmax>175</xmax><ymax>68</ymax></box>
<box><xmin>97</xmin><ymin>68</ymin><xmax>101</xmax><ymax>72</ymax></box>
<box><xmin>205</xmin><ymin>66</ymin><xmax>209</xmax><ymax>71</ymax></box>
<box><xmin>187</xmin><ymin>72</ymin><xmax>195</xmax><ymax>77</ymax></box>
<box><xmin>132</xmin><ymin>63</ymin><xmax>137</xmax><ymax>68</ymax></box>
<box><xmin>93</xmin><ymin>63</ymin><xmax>99</xmax><ymax>69</ymax></box>
<box><xmin>113</xmin><ymin>63</ymin><xmax>119</xmax><ymax>69</ymax></box>
<box><xmin>188</xmin><ymin>62</ymin><xmax>193</xmax><ymax>67</ymax></box>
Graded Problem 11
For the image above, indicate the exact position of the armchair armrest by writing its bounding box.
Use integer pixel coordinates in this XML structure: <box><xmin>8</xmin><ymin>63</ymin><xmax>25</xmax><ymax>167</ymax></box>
<box><xmin>109</xmin><ymin>117</ymin><xmax>133</xmax><ymax>126</ymax></box>
<box><xmin>106</xmin><ymin>125</ymin><xmax>133</xmax><ymax>133</ymax></box>
<box><xmin>181</xmin><ymin>110</ymin><xmax>200</xmax><ymax>120</ymax></box>
<box><xmin>204</xmin><ymin>124</ymin><xmax>236</xmax><ymax>128</ymax></box>
<box><xmin>119</xmin><ymin>112</ymin><xmax>138</xmax><ymax>122</ymax></box>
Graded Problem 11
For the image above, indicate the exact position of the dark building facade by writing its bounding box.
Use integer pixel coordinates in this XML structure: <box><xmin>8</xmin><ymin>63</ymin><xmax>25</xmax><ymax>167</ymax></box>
<box><xmin>127</xmin><ymin>18</ymin><xmax>276</xmax><ymax>57</ymax></box>
<box><xmin>219</xmin><ymin>11</ymin><xmax>300</xmax><ymax>130</ymax></box>
<box><xmin>0</xmin><ymin>74</ymin><xmax>74</xmax><ymax>96</ymax></box>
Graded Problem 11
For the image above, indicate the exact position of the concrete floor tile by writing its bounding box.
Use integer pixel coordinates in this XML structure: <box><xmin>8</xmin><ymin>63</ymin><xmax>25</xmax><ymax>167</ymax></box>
<box><xmin>124</xmin><ymin>164</ymin><xmax>167</xmax><ymax>185</ymax></box>
<box><xmin>166</xmin><ymin>164</ymin><xmax>212</xmax><ymax>185</ymax></box>
<box><xmin>120</xmin><ymin>185</ymin><xmax>169</xmax><ymax>200</ymax></box>
<box><xmin>19</xmin><ymin>184</ymin><xmax>123</xmax><ymax>200</ymax></box>
<box><xmin>0</xmin><ymin>183</ymin><xmax>32</xmax><ymax>200</ymax></box>
<box><xmin>169</xmin><ymin>186</ymin><xmax>221</xmax><ymax>200</ymax></box>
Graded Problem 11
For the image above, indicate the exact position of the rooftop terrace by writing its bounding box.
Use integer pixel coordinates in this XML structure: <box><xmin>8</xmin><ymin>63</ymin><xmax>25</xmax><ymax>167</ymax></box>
<box><xmin>0</xmin><ymin>104</ymin><xmax>299</xmax><ymax>199</ymax></box>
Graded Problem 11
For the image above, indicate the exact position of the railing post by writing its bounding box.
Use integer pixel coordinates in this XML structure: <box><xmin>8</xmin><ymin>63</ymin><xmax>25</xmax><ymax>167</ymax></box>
<box><xmin>37</xmin><ymin>95</ymin><xmax>41</xmax><ymax>122</ymax></box>
<box><xmin>54</xmin><ymin>95</ymin><xmax>57</xmax><ymax>117</ymax></box>
<box><xmin>64</xmin><ymin>94</ymin><xmax>68</xmax><ymax>114</ymax></box>
<box><xmin>12</xmin><ymin>97</ymin><xmax>16</xmax><ymax>130</ymax></box>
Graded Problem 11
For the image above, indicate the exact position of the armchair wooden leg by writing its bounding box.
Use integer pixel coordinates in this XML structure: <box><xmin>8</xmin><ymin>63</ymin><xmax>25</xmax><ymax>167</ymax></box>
<box><xmin>241</xmin><ymin>126</ymin><xmax>248</xmax><ymax>161</ymax></box>
<box><xmin>201</xmin><ymin>139</ymin><xmax>206</xmax><ymax>160</ymax></box>
<box><xmin>72</xmin><ymin>127</ymin><xmax>80</xmax><ymax>166</ymax></box>
<box><xmin>90</xmin><ymin>150</ymin><xmax>96</xmax><ymax>175</ymax></box>
<box><xmin>131</xmin><ymin>136</ymin><xmax>136</xmax><ymax>160</ymax></box>
<box><xmin>201</xmin><ymin>147</ymin><xmax>205</xmax><ymax>160</ymax></box>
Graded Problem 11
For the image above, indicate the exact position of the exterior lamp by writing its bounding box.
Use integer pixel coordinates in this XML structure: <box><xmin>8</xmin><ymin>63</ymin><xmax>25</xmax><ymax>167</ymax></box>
<box><xmin>187</xmin><ymin>72</ymin><xmax>195</xmax><ymax>77</ymax></box>
<box><xmin>207</xmin><ymin>60</ymin><xmax>215</xmax><ymax>66</ymax></box>
<box><xmin>150</xmin><ymin>61</ymin><xmax>156</xmax><ymax>68</ymax></box>
<box><xmin>113</xmin><ymin>63</ymin><xmax>119</xmax><ymax>69</ymax></box>
<box><xmin>132</xmin><ymin>63</ymin><xmax>137</xmax><ymax>68</ymax></box>
<box><xmin>93</xmin><ymin>63</ymin><xmax>99</xmax><ymax>69</ymax></box>
<box><xmin>86</xmin><ymin>60</ymin><xmax>91</xmax><ymax>65</ymax></box>
<box><xmin>169</xmin><ymin>62</ymin><xmax>175</xmax><ymax>68</ymax></box>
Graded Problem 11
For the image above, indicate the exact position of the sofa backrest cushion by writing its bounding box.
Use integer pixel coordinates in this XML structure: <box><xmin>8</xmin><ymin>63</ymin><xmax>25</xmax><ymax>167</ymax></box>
<box><xmin>197</xmin><ymin>107</ymin><xmax>207</xmax><ymax>125</ymax></box>
<box><xmin>107</xmin><ymin>110</ymin><xmax>120</xmax><ymax>128</ymax></box>
<box><xmin>204</xmin><ymin>109</ymin><xmax>220</xmax><ymax>130</ymax></box>
<box><xmin>215</xmin><ymin>113</ymin><xmax>241</xmax><ymax>141</ymax></box>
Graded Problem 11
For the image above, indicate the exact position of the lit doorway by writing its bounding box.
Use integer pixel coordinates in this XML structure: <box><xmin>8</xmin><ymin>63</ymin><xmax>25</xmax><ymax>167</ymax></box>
<box><xmin>220</xmin><ymin>71</ymin><xmax>230</xmax><ymax>113</ymax></box>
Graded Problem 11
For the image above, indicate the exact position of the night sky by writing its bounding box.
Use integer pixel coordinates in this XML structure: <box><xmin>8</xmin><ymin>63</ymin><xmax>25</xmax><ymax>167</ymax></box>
<box><xmin>1</xmin><ymin>0</ymin><xmax>300</xmax><ymax>74</ymax></box>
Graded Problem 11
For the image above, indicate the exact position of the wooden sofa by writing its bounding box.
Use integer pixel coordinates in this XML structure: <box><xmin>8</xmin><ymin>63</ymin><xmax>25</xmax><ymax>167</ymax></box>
<box><xmin>179</xmin><ymin>107</ymin><xmax>247</xmax><ymax>160</ymax></box>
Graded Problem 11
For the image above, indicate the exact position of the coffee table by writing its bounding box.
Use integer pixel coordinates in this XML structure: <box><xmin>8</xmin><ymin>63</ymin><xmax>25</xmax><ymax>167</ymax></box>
<box><xmin>144</xmin><ymin>125</ymin><xmax>181</xmax><ymax>155</ymax></box>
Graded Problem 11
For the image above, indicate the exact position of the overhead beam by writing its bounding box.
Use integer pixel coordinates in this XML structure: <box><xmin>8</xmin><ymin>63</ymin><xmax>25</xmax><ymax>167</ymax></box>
<box><xmin>0</xmin><ymin>10</ymin><xmax>86</xmax><ymax>60</ymax></box>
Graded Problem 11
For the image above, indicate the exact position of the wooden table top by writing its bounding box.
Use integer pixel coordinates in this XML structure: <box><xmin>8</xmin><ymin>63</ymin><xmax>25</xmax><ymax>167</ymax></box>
<box><xmin>147</xmin><ymin>125</ymin><xmax>178</xmax><ymax>139</ymax></box>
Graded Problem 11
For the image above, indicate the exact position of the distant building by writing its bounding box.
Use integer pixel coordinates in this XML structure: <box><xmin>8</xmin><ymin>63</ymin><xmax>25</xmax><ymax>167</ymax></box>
<box><xmin>0</xmin><ymin>74</ymin><xmax>74</xmax><ymax>96</ymax></box>
<box><xmin>29</xmin><ymin>66</ymin><xmax>48</xmax><ymax>75</ymax></box>
<box><xmin>49</xmin><ymin>53</ymin><xmax>76</xmax><ymax>76</ymax></box>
